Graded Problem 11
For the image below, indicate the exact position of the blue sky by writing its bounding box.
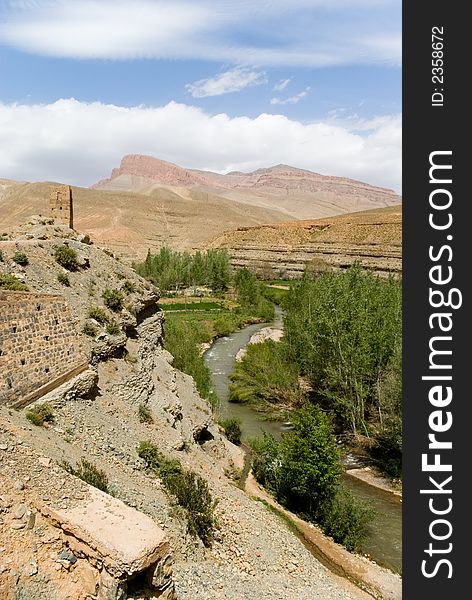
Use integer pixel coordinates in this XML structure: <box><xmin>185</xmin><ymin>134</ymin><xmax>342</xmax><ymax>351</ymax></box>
<box><xmin>0</xmin><ymin>1</ymin><xmax>401</xmax><ymax>190</ymax></box>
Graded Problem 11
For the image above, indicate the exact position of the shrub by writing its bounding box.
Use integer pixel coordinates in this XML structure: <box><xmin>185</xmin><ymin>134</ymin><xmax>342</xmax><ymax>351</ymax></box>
<box><xmin>0</xmin><ymin>273</ymin><xmax>28</xmax><ymax>291</ymax></box>
<box><xmin>54</xmin><ymin>245</ymin><xmax>79</xmax><ymax>270</ymax></box>
<box><xmin>0</xmin><ymin>250</ymin><xmax>3</xmax><ymax>262</ymax></box>
<box><xmin>12</xmin><ymin>251</ymin><xmax>28</xmax><ymax>265</ymax></box>
<box><xmin>57</xmin><ymin>272</ymin><xmax>70</xmax><ymax>286</ymax></box>
<box><xmin>87</xmin><ymin>305</ymin><xmax>109</xmax><ymax>325</ymax></box>
<box><xmin>250</xmin><ymin>404</ymin><xmax>373</xmax><ymax>551</ymax></box>
<box><xmin>138</xmin><ymin>403</ymin><xmax>153</xmax><ymax>423</ymax></box>
<box><xmin>82</xmin><ymin>321</ymin><xmax>98</xmax><ymax>337</ymax></box>
<box><xmin>105</xmin><ymin>319</ymin><xmax>120</xmax><ymax>335</ymax></box>
<box><xmin>102</xmin><ymin>288</ymin><xmax>124</xmax><ymax>311</ymax></box>
<box><xmin>221</xmin><ymin>418</ymin><xmax>242</xmax><ymax>445</ymax></box>
<box><xmin>62</xmin><ymin>459</ymin><xmax>109</xmax><ymax>492</ymax></box>
<box><xmin>122</xmin><ymin>280</ymin><xmax>135</xmax><ymax>294</ymax></box>
<box><xmin>137</xmin><ymin>440</ymin><xmax>217</xmax><ymax>545</ymax></box>
<box><xmin>26</xmin><ymin>403</ymin><xmax>54</xmax><ymax>426</ymax></box>
<box><xmin>319</xmin><ymin>485</ymin><xmax>374</xmax><ymax>552</ymax></box>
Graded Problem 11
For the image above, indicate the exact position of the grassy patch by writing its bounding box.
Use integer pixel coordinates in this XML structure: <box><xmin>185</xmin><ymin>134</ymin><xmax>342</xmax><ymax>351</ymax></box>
<box><xmin>138</xmin><ymin>403</ymin><xmax>153</xmax><ymax>423</ymax></box>
<box><xmin>26</xmin><ymin>403</ymin><xmax>54</xmax><ymax>426</ymax></box>
<box><xmin>12</xmin><ymin>251</ymin><xmax>28</xmax><ymax>266</ymax></box>
<box><xmin>54</xmin><ymin>245</ymin><xmax>79</xmax><ymax>271</ymax></box>
<box><xmin>137</xmin><ymin>441</ymin><xmax>218</xmax><ymax>546</ymax></box>
<box><xmin>57</xmin><ymin>272</ymin><xmax>70</xmax><ymax>286</ymax></box>
<box><xmin>102</xmin><ymin>288</ymin><xmax>124</xmax><ymax>311</ymax></box>
<box><xmin>62</xmin><ymin>459</ymin><xmax>109</xmax><ymax>493</ymax></box>
<box><xmin>0</xmin><ymin>273</ymin><xmax>28</xmax><ymax>291</ymax></box>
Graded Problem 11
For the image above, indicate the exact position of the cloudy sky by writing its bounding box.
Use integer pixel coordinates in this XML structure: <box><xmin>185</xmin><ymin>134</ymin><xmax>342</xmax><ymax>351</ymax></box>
<box><xmin>0</xmin><ymin>0</ymin><xmax>401</xmax><ymax>191</ymax></box>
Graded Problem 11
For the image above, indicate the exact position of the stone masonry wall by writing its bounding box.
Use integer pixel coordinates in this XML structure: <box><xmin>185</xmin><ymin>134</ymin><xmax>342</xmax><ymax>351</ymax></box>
<box><xmin>0</xmin><ymin>291</ymin><xmax>87</xmax><ymax>406</ymax></box>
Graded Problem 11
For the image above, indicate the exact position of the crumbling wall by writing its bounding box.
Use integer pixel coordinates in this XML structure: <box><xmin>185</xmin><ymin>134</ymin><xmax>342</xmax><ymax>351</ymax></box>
<box><xmin>50</xmin><ymin>185</ymin><xmax>73</xmax><ymax>229</ymax></box>
<box><xmin>0</xmin><ymin>291</ymin><xmax>87</xmax><ymax>406</ymax></box>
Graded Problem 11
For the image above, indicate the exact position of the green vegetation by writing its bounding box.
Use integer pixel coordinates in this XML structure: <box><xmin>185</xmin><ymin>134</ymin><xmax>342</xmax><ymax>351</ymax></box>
<box><xmin>138</xmin><ymin>403</ymin><xmax>153</xmax><ymax>423</ymax></box>
<box><xmin>221</xmin><ymin>418</ymin><xmax>242</xmax><ymax>445</ymax></box>
<box><xmin>250</xmin><ymin>404</ymin><xmax>372</xmax><ymax>551</ymax></box>
<box><xmin>164</xmin><ymin>316</ymin><xmax>214</xmax><ymax>404</ymax></box>
<box><xmin>135</xmin><ymin>247</ymin><xmax>231</xmax><ymax>294</ymax></box>
<box><xmin>161</xmin><ymin>301</ymin><xmax>223</xmax><ymax>312</ymax></box>
<box><xmin>82</xmin><ymin>321</ymin><xmax>98</xmax><ymax>337</ymax></box>
<box><xmin>54</xmin><ymin>245</ymin><xmax>79</xmax><ymax>270</ymax></box>
<box><xmin>284</xmin><ymin>265</ymin><xmax>402</xmax><ymax>438</ymax></box>
<box><xmin>137</xmin><ymin>441</ymin><xmax>218</xmax><ymax>546</ymax></box>
<box><xmin>87</xmin><ymin>305</ymin><xmax>109</xmax><ymax>325</ymax></box>
<box><xmin>371</xmin><ymin>339</ymin><xmax>402</xmax><ymax>478</ymax></box>
<box><xmin>229</xmin><ymin>340</ymin><xmax>304</xmax><ymax>415</ymax></box>
<box><xmin>102</xmin><ymin>288</ymin><xmax>124</xmax><ymax>311</ymax></box>
<box><xmin>234</xmin><ymin>268</ymin><xmax>274</xmax><ymax>321</ymax></box>
<box><xmin>26</xmin><ymin>403</ymin><xmax>54</xmax><ymax>426</ymax></box>
<box><xmin>57</xmin><ymin>272</ymin><xmax>70</xmax><ymax>286</ymax></box>
<box><xmin>0</xmin><ymin>250</ymin><xmax>3</xmax><ymax>262</ymax></box>
<box><xmin>262</xmin><ymin>285</ymin><xmax>290</xmax><ymax>307</ymax></box>
<box><xmin>105</xmin><ymin>319</ymin><xmax>120</xmax><ymax>335</ymax></box>
<box><xmin>62</xmin><ymin>459</ymin><xmax>109</xmax><ymax>493</ymax></box>
<box><xmin>12</xmin><ymin>251</ymin><xmax>28</xmax><ymax>266</ymax></box>
<box><xmin>121</xmin><ymin>279</ymin><xmax>135</xmax><ymax>294</ymax></box>
<box><xmin>0</xmin><ymin>273</ymin><xmax>28</xmax><ymax>291</ymax></box>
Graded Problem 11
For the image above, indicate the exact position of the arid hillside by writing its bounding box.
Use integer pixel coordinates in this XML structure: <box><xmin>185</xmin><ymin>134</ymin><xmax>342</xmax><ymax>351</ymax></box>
<box><xmin>0</xmin><ymin>179</ymin><xmax>286</xmax><ymax>260</ymax></box>
<box><xmin>207</xmin><ymin>205</ymin><xmax>402</xmax><ymax>278</ymax></box>
<box><xmin>93</xmin><ymin>155</ymin><xmax>401</xmax><ymax>221</ymax></box>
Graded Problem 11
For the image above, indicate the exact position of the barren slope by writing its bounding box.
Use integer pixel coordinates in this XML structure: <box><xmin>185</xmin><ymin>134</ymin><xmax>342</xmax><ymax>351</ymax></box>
<box><xmin>207</xmin><ymin>205</ymin><xmax>402</xmax><ymax>278</ymax></box>
<box><xmin>0</xmin><ymin>180</ymin><xmax>287</xmax><ymax>260</ymax></box>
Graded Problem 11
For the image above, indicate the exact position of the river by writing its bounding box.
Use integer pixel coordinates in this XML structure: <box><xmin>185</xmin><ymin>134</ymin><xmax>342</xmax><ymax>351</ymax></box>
<box><xmin>203</xmin><ymin>309</ymin><xmax>402</xmax><ymax>574</ymax></box>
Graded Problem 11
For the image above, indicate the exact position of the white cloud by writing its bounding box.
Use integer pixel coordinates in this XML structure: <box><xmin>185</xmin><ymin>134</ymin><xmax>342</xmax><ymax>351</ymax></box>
<box><xmin>273</xmin><ymin>79</ymin><xmax>291</xmax><ymax>92</ymax></box>
<box><xmin>271</xmin><ymin>87</ymin><xmax>311</xmax><ymax>105</ymax></box>
<box><xmin>0</xmin><ymin>98</ymin><xmax>401</xmax><ymax>192</ymax></box>
<box><xmin>186</xmin><ymin>68</ymin><xmax>267</xmax><ymax>98</ymax></box>
<box><xmin>0</xmin><ymin>1</ymin><xmax>401</xmax><ymax>66</ymax></box>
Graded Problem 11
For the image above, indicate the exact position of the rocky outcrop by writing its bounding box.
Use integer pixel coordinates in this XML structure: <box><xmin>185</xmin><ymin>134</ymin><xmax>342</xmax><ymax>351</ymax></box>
<box><xmin>208</xmin><ymin>206</ymin><xmax>402</xmax><ymax>278</ymax></box>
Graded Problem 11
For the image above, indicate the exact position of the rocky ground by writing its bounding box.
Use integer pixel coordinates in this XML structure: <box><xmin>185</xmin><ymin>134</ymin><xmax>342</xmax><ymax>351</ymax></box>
<box><xmin>0</xmin><ymin>221</ymin><xmax>372</xmax><ymax>599</ymax></box>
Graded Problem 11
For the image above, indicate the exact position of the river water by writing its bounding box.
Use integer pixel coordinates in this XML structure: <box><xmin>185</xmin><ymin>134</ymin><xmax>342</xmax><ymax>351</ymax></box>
<box><xmin>203</xmin><ymin>310</ymin><xmax>402</xmax><ymax>574</ymax></box>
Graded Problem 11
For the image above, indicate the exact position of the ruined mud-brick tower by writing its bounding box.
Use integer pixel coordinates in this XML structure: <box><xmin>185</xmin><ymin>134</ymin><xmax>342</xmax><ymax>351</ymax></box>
<box><xmin>50</xmin><ymin>185</ymin><xmax>73</xmax><ymax>229</ymax></box>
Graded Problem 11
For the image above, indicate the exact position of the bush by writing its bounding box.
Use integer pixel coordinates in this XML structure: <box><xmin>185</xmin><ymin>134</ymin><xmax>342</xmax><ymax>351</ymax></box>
<box><xmin>82</xmin><ymin>321</ymin><xmax>98</xmax><ymax>337</ymax></box>
<box><xmin>26</xmin><ymin>403</ymin><xmax>54</xmax><ymax>426</ymax></box>
<box><xmin>105</xmin><ymin>319</ymin><xmax>120</xmax><ymax>335</ymax></box>
<box><xmin>137</xmin><ymin>440</ymin><xmax>217</xmax><ymax>545</ymax></box>
<box><xmin>102</xmin><ymin>288</ymin><xmax>124</xmax><ymax>311</ymax></box>
<box><xmin>0</xmin><ymin>273</ymin><xmax>28</xmax><ymax>291</ymax></box>
<box><xmin>138</xmin><ymin>403</ymin><xmax>153</xmax><ymax>423</ymax></box>
<box><xmin>57</xmin><ymin>272</ymin><xmax>70</xmax><ymax>286</ymax></box>
<box><xmin>250</xmin><ymin>404</ymin><xmax>372</xmax><ymax>551</ymax></box>
<box><xmin>54</xmin><ymin>245</ymin><xmax>79</xmax><ymax>270</ymax></box>
<box><xmin>0</xmin><ymin>250</ymin><xmax>3</xmax><ymax>262</ymax></box>
<box><xmin>319</xmin><ymin>485</ymin><xmax>373</xmax><ymax>552</ymax></box>
<box><xmin>122</xmin><ymin>280</ymin><xmax>135</xmax><ymax>294</ymax></box>
<box><xmin>221</xmin><ymin>418</ymin><xmax>242</xmax><ymax>445</ymax></box>
<box><xmin>87</xmin><ymin>305</ymin><xmax>109</xmax><ymax>325</ymax></box>
<box><xmin>12</xmin><ymin>251</ymin><xmax>28</xmax><ymax>265</ymax></box>
<box><xmin>62</xmin><ymin>459</ymin><xmax>109</xmax><ymax>492</ymax></box>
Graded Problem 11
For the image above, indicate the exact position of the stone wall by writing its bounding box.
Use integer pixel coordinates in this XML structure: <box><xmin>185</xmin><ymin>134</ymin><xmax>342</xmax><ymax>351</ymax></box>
<box><xmin>50</xmin><ymin>185</ymin><xmax>73</xmax><ymax>229</ymax></box>
<box><xmin>0</xmin><ymin>291</ymin><xmax>87</xmax><ymax>406</ymax></box>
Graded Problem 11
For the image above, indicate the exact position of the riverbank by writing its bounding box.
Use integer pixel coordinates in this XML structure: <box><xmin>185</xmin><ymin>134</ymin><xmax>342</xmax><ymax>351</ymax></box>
<box><xmin>345</xmin><ymin>468</ymin><xmax>402</xmax><ymax>500</ymax></box>
<box><xmin>244</xmin><ymin>471</ymin><xmax>402</xmax><ymax>600</ymax></box>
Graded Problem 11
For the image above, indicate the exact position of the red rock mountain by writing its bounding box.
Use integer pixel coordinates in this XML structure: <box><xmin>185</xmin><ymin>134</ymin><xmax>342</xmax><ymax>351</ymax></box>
<box><xmin>92</xmin><ymin>155</ymin><xmax>401</xmax><ymax>221</ymax></box>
